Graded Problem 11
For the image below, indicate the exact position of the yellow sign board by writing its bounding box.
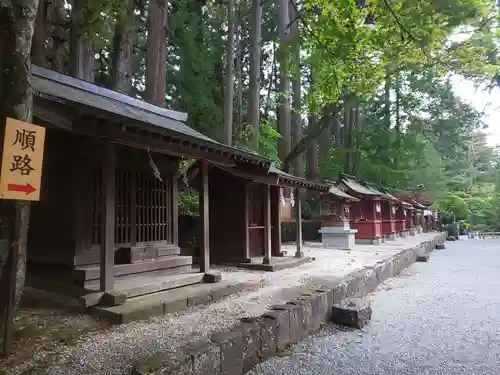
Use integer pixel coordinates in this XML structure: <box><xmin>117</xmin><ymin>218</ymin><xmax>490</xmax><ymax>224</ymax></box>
<box><xmin>0</xmin><ymin>118</ymin><xmax>46</xmax><ymax>201</ymax></box>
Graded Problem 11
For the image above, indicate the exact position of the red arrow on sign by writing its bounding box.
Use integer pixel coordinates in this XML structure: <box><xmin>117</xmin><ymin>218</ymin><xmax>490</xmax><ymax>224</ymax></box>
<box><xmin>7</xmin><ymin>183</ymin><xmax>36</xmax><ymax>195</ymax></box>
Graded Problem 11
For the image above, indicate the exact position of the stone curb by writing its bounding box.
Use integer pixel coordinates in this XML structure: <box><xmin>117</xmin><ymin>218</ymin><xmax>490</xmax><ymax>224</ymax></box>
<box><xmin>131</xmin><ymin>232</ymin><xmax>447</xmax><ymax>375</ymax></box>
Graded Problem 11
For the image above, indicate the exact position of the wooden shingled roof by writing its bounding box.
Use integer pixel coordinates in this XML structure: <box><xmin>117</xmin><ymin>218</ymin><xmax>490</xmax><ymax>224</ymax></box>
<box><xmin>31</xmin><ymin>65</ymin><xmax>272</xmax><ymax>167</ymax></box>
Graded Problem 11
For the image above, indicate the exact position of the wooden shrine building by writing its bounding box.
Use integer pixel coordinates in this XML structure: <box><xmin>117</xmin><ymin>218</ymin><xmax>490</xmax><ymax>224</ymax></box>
<box><xmin>337</xmin><ymin>174</ymin><xmax>387</xmax><ymax>245</ymax></box>
<box><xmin>22</xmin><ymin>65</ymin><xmax>305</xmax><ymax>306</ymax></box>
<box><xmin>376</xmin><ymin>187</ymin><xmax>401</xmax><ymax>241</ymax></box>
<box><xmin>186</xmin><ymin>163</ymin><xmax>330</xmax><ymax>271</ymax></box>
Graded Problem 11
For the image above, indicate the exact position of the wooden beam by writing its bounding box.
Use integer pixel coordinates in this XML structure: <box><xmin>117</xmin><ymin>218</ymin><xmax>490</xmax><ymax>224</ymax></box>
<box><xmin>263</xmin><ymin>184</ymin><xmax>272</xmax><ymax>264</ymax></box>
<box><xmin>100</xmin><ymin>142</ymin><xmax>116</xmax><ymax>292</ymax></box>
<box><xmin>172</xmin><ymin>171</ymin><xmax>179</xmax><ymax>246</ymax></box>
<box><xmin>72</xmin><ymin>119</ymin><xmax>237</xmax><ymax>167</ymax></box>
<box><xmin>243</xmin><ymin>183</ymin><xmax>250</xmax><ymax>261</ymax></box>
<box><xmin>294</xmin><ymin>188</ymin><xmax>303</xmax><ymax>258</ymax></box>
<box><xmin>199</xmin><ymin>161</ymin><xmax>210</xmax><ymax>272</ymax></box>
<box><xmin>271</xmin><ymin>186</ymin><xmax>282</xmax><ymax>257</ymax></box>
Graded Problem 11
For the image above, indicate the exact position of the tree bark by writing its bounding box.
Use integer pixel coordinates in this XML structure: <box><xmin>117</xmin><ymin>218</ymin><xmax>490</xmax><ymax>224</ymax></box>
<box><xmin>69</xmin><ymin>0</ymin><xmax>94</xmax><ymax>81</ymax></box>
<box><xmin>289</xmin><ymin>4</ymin><xmax>303</xmax><ymax>178</ymax></box>
<box><xmin>318</xmin><ymin>108</ymin><xmax>333</xmax><ymax>179</ymax></box>
<box><xmin>110</xmin><ymin>0</ymin><xmax>135</xmax><ymax>94</ymax></box>
<box><xmin>32</xmin><ymin>0</ymin><xmax>48</xmax><ymax>66</ymax></box>
<box><xmin>248</xmin><ymin>0</ymin><xmax>262</xmax><ymax>148</ymax></box>
<box><xmin>0</xmin><ymin>0</ymin><xmax>39</xmax><ymax>348</ymax></box>
<box><xmin>223</xmin><ymin>0</ymin><xmax>235</xmax><ymax>145</ymax></box>
<box><xmin>235</xmin><ymin>21</ymin><xmax>244</xmax><ymax>137</ymax></box>
<box><xmin>306</xmin><ymin>113</ymin><xmax>318</xmax><ymax>181</ymax></box>
<box><xmin>145</xmin><ymin>0</ymin><xmax>168</xmax><ymax>106</ymax></box>
<box><xmin>278</xmin><ymin>0</ymin><xmax>291</xmax><ymax>183</ymax></box>
<box><xmin>48</xmin><ymin>0</ymin><xmax>66</xmax><ymax>72</ymax></box>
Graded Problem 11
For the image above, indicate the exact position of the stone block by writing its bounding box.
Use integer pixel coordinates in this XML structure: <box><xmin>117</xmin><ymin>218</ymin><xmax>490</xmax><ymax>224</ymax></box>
<box><xmin>183</xmin><ymin>339</ymin><xmax>221</xmax><ymax>375</ymax></box>
<box><xmin>435</xmin><ymin>243</ymin><xmax>446</xmax><ymax>250</ymax></box>
<box><xmin>204</xmin><ymin>272</ymin><xmax>222</xmax><ymax>283</ymax></box>
<box><xmin>314</xmin><ymin>289</ymin><xmax>331</xmax><ymax>322</ymax></box>
<box><xmin>362</xmin><ymin>268</ymin><xmax>379</xmax><ymax>295</ymax></box>
<box><xmin>264</xmin><ymin>308</ymin><xmax>290</xmax><ymax>349</ymax></box>
<box><xmin>287</xmin><ymin>297</ymin><xmax>312</xmax><ymax>337</ymax></box>
<box><xmin>259</xmin><ymin>315</ymin><xmax>278</xmax><ymax>360</ymax></box>
<box><xmin>332</xmin><ymin>281</ymin><xmax>347</xmax><ymax>304</ymax></box>
<box><xmin>210</xmin><ymin>330</ymin><xmax>243</xmax><ymax>375</ymax></box>
<box><xmin>272</xmin><ymin>303</ymin><xmax>301</xmax><ymax>343</ymax></box>
<box><xmin>100</xmin><ymin>291</ymin><xmax>127</xmax><ymax>307</ymax></box>
<box><xmin>416</xmin><ymin>254</ymin><xmax>430</xmax><ymax>262</ymax></box>
<box><xmin>344</xmin><ymin>274</ymin><xmax>362</xmax><ymax>297</ymax></box>
<box><xmin>447</xmin><ymin>236</ymin><xmax>456</xmax><ymax>241</ymax></box>
<box><xmin>239</xmin><ymin>317</ymin><xmax>261</xmax><ymax>373</ymax></box>
<box><xmin>331</xmin><ymin>297</ymin><xmax>372</xmax><ymax>329</ymax></box>
<box><xmin>131</xmin><ymin>350</ymin><xmax>192</xmax><ymax>375</ymax></box>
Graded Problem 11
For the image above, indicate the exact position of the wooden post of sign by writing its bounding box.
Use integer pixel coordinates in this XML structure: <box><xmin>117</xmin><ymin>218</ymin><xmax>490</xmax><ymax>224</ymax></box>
<box><xmin>0</xmin><ymin>118</ymin><xmax>45</xmax><ymax>357</ymax></box>
<box><xmin>2</xmin><ymin>202</ymin><xmax>29</xmax><ymax>357</ymax></box>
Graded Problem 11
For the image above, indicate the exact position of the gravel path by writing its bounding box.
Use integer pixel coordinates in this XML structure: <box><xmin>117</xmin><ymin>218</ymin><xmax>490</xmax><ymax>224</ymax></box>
<box><xmin>4</xmin><ymin>233</ymin><xmax>436</xmax><ymax>374</ymax></box>
<box><xmin>248</xmin><ymin>237</ymin><xmax>500</xmax><ymax>375</ymax></box>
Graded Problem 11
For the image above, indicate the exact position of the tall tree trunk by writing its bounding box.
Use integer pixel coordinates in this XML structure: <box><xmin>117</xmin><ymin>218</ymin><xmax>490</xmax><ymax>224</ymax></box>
<box><xmin>48</xmin><ymin>0</ymin><xmax>66</xmax><ymax>72</ymax></box>
<box><xmin>289</xmin><ymin>4</ymin><xmax>303</xmax><ymax>177</ymax></box>
<box><xmin>145</xmin><ymin>0</ymin><xmax>168</xmax><ymax>106</ymax></box>
<box><xmin>306</xmin><ymin>72</ymin><xmax>317</xmax><ymax>181</ymax></box>
<box><xmin>352</xmin><ymin>102</ymin><xmax>363</xmax><ymax>175</ymax></box>
<box><xmin>32</xmin><ymin>0</ymin><xmax>48</xmax><ymax>66</ymax></box>
<box><xmin>235</xmin><ymin>21</ymin><xmax>243</xmax><ymax>138</ymax></box>
<box><xmin>69</xmin><ymin>0</ymin><xmax>94</xmax><ymax>81</ymax></box>
<box><xmin>264</xmin><ymin>41</ymin><xmax>277</xmax><ymax>121</ymax></box>
<box><xmin>248</xmin><ymin>0</ymin><xmax>262</xmax><ymax>148</ymax></box>
<box><xmin>278</xmin><ymin>0</ymin><xmax>291</xmax><ymax>178</ymax></box>
<box><xmin>0</xmin><ymin>0</ymin><xmax>39</xmax><ymax>348</ymax></box>
<box><xmin>110</xmin><ymin>0</ymin><xmax>135</xmax><ymax>93</ymax></box>
<box><xmin>318</xmin><ymin>109</ymin><xmax>334</xmax><ymax>179</ymax></box>
<box><xmin>383</xmin><ymin>70</ymin><xmax>391</xmax><ymax>128</ymax></box>
<box><xmin>223</xmin><ymin>0</ymin><xmax>235</xmax><ymax>145</ymax></box>
<box><xmin>343</xmin><ymin>96</ymin><xmax>353</xmax><ymax>174</ymax></box>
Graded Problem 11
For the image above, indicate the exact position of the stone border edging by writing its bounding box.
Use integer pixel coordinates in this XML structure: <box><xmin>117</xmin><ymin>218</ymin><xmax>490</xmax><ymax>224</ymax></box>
<box><xmin>131</xmin><ymin>233</ymin><xmax>447</xmax><ymax>375</ymax></box>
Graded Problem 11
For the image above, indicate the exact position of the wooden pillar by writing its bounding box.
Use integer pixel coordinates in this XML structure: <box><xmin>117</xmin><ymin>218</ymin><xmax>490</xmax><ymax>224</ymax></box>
<box><xmin>100</xmin><ymin>142</ymin><xmax>116</xmax><ymax>292</ymax></box>
<box><xmin>263</xmin><ymin>184</ymin><xmax>272</xmax><ymax>264</ymax></box>
<box><xmin>294</xmin><ymin>188</ymin><xmax>303</xmax><ymax>258</ymax></box>
<box><xmin>172</xmin><ymin>172</ymin><xmax>179</xmax><ymax>246</ymax></box>
<box><xmin>270</xmin><ymin>185</ymin><xmax>282</xmax><ymax>257</ymax></box>
<box><xmin>199</xmin><ymin>161</ymin><xmax>210</xmax><ymax>272</ymax></box>
<box><xmin>243</xmin><ymin>183</ymin><xmax>250</xmax><ymax>261</ymax></box>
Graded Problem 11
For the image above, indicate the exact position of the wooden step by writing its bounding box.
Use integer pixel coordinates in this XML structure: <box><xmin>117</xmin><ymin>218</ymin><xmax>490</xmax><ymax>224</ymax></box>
<box><xmin>74</xmin><ymin>256</ymin><xmax>193</xmax><ymax>283</ymax></box>
<box><xmin>81</xmin><ymin>264</ymin><xmax>194</xmax><ymax>289</ymax></box>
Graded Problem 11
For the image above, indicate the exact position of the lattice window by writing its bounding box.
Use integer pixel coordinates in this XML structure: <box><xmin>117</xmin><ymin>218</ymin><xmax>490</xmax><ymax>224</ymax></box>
<box><xmin>89</xmin><ymin>167</ymin><xmax>172</xmax><ymax>246</ymax></box>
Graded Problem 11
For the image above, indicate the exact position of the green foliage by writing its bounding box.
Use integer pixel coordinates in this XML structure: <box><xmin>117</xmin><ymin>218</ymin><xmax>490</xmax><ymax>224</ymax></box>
<box><xmin>178</xmin><ymin>190</ymin><xmax>199</xmax><ymax>216</ymax></box>
<box><xmin>436</xmin><ymin>193</ymin><xmax>470</xmax><ymax>220</ymax></box>
<box><xmin>493</xmin><ymin>170</ymin><xmax>500</xmax><ymax>229</ymax></box>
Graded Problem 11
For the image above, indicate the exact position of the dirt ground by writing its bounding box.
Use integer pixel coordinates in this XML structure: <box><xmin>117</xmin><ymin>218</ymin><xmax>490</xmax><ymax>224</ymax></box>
<box><xmin>0</xmin><ymin>298</ymin><xmax>109</xmax><ymax>375</ymax></box>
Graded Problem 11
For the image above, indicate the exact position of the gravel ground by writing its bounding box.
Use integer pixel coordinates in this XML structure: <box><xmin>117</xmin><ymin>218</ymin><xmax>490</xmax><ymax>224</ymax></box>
<box><xmin>248</xmin><ymin>237</ymin><xmax>500</xmax><ymax>375</ymax></box>
<box><xmin>1</xmin><ymin>233</ymin><xmax>436</xmax><ymax>375</ymax></box>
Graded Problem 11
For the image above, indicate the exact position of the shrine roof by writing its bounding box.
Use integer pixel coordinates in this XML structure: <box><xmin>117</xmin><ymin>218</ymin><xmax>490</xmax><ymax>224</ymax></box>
<box><xmin>340</xmin><ymin>174</ymin><xmax>384</xmax><ymax>196</ymax></box>
<box><xmin>31</xmin><ymin>65</ymin><xmax>271</xmax><ymax>167</ymax></box>
<box><xmin>328</xmin><ymin>185</ymin><xmax>360</xmax><ymax>201</ymax></box>
<box><xmin>186</xmin><ymin>162</ymin><xmax>330</xmax><ymax>192</ymax></box>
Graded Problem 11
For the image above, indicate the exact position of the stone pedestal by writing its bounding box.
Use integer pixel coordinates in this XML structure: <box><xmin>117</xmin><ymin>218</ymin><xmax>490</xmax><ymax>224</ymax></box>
<box><xmin>409</xmin><ymin>228</ymin><xmax>417</xmax><ymax>236</ymax></box>
<box><xmin>416</xmin><ymin>225</ymin><xmax>423</xmax><ymax>234</ymax></box>
<box><xmin>319</xmin><ymin>221</ymin><xmax>358</xmax><ymax>250</ymax></box>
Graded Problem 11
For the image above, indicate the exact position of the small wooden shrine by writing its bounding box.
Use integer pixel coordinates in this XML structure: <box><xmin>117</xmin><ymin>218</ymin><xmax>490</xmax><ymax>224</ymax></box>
<box><xmin>318</xmin><ymin>184</ymin><xmax>359</xmax><ymax>249</ymax></box>
<box><xmin>381</xmin><ymin>189</ymin><xmax>402</xmax><ymax>240</ymax></box>
<box><xmin>337</xmin><ymin>174</ymin><xmax>386</xmax><ymax>245</ymax></box>
<box><xmin>187</xmin><ymin>163</ymin><xmax>330</xmax><ymax>271</ymax></box>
